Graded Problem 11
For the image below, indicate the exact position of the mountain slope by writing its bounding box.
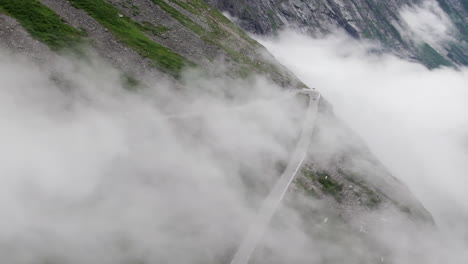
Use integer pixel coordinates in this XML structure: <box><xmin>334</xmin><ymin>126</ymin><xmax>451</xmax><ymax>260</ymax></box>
<box><xmin>0</xmin><ymin>0</ymin><xmax>433</xmax><ymax>263</ymax></box>
<box><xmin>1</xmin><ymin>0</ymin><xmax>304</xmax><ymax>87</ymax></box>
<box><xmin>209</xmin><ymin>0</ymin><xmax>468</xmax><ymax>68</ymax></box>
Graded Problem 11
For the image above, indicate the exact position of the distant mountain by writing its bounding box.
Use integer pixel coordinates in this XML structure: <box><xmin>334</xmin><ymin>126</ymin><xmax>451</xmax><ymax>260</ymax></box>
<box><xmin>209</xmin><ymin>0</ymin><xmax>468</xmax><ymax>68</ymax></box>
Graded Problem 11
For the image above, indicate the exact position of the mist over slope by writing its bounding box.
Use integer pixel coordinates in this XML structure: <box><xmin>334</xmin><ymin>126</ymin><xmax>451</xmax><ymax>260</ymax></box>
<box><xmin>0</xmin><ymin>44</ymin><xmax>434</xmax><ymax>263</ymax></box>
<box><xmin>0</xmin><ymin>0</ymin><xmax>461</xmax><ymax>263</ymax></box>
<box><xmin>0</xmin><ymin>45</ymin><xmax>443</xmax><ymax>263</ymax></box>
<box><xmin>0</xmin><ymin>49</ymin><xmax>311</xmax><ymax>263</ymax></box>
<box><xmin>261</xmin><ymin>29</ymin><xmax>468</xmax><ymax>264</ymax></box>
<box><xmin>210</xmin><ymin>0</ymin><xmax>468</xmax><ymax>68</ymax></box>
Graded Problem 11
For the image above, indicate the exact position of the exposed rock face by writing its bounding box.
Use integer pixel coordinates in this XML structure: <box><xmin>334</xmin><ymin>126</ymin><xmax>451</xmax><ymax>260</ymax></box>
<box><xmin>40</xmin><ymin>0</ymin><xmax>169</xmax><ymax>80</ymax></box>
<box><xmin>249</xmin><ymin>98</ymin><xmax>434</xmax><ymax>264</ymax></box>
<box><xmin>436</xmin><ymin>0</ymin><xmax>468</xmax><ymax>64</ymax></box>
<box><xmin>209</xmin><ymin>0</ymin><xmax>416</xmax><ymax>37</ymax></box>
<box><xmin>0</xmin><ymin>0</ymin><xmax>304</xmax><ymax>87</ymax></box>
<box><xmin>209</xmin><ymin>0</ymin><xmax>468</xmax><ymax>68</ymax></box>
<box><xmin>0</xmin><ymin>14</ymin><xmax>52</xmax><ymax>57</ymax></box>
<box><xmin>303</xmin><ymin>99</ymin><xmax>432</xmax><ymax>220</ymax></box>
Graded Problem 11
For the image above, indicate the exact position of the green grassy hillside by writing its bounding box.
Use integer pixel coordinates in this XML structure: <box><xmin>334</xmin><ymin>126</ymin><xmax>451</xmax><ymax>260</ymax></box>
<box><xmin>0</xmin><ymin>0</ymin><xmax>86</xmax><ymax>50</ymax></box>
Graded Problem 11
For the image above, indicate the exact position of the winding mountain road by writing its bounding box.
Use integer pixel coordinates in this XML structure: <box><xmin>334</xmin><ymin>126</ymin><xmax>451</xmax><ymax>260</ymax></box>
<box><xmin>230</xmin><ymin>90</ymin><xmax>321</xmax><ymax>264</ymax></box>
<box><xmin>164</xmin><ymin>89</ymin><xmax>320</xmax><ymax>264</ymax></box>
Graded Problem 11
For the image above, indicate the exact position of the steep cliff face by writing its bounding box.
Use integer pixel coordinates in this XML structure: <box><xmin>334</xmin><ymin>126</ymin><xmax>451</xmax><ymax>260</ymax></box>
<box><xmin>209</xmin><ymin>0</ymin><xmax>468</xmax><ymax>68</ymax></box>
<box><xmin>436</xmin><ymin>0</ymin><xmax>468</xmax><ymax>64</ymax></box>
<box><xmin>0</xmin><ymin>0</ymin><xmax>434</xmax><ymax>263</ymax></box>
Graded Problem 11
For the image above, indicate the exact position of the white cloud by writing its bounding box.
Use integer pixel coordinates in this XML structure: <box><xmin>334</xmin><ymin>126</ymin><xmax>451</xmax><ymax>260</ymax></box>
<box><xmin>400</xmin><ymin>0</ymin><xmax>457</xmax><ymax>46</ymax></box>
<box><xmin>260</xmin><ymin>29</ymin><xmax>468</xmax><ymax>263</ymax></box>
<box><xmin>2</xmin><ymin>23</ymin><xmax>468</xmax><ymax>262</ymax></box>
<box><xmin>0</xmin><ymin>49</ymin><xmax>310</xmax><ymax>263</ymax></box>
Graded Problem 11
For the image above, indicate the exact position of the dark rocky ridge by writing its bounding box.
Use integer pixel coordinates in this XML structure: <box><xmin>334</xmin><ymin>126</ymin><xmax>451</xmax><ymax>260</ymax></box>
<box><xmin>209</xmin><ymin>0</ymin><xmax>468</xmax><ymax>68</ymax></box>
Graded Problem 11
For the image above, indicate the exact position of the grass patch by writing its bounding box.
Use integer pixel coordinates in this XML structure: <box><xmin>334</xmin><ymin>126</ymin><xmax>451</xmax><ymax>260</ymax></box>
<box><xmin>367</xmin><ymin>195</ymin><xmax>382</xmax><ymax>209</ymax></box>
<box><xmin>295</xmin><ymin>178</ymin><xmax>320</xmax><ymax>198</ymax></box>
<box><xmin>68</xmin><ymin>0</ymin><xmax>190</xmax><ymax>76</ymax></box>
<box><xmin>151</xmin><ymin>0</ymin><xmax>279</xmax><ymax>78</ymax></box>
<box><xmin>130</xmin><ymin>5</ymin><xmax>141</xmax><ymax>16</ymax></box>
<box><xmin>133</xmin><ymin>21</ymin><xmax>169</xmax><ymax>36</ymax></box>
<box><xmin>302</xmin><ymin>168</ymin><xmax>317</xmax><ymax>181</ymax></box>
<box><xmin>118</xmin><ymin>0</ymin><xmax>141</xmax><ymax>16</ymax></box>
<box><xmin>0</xmin><ymin>0</ymin><xmax>86</xmax><ymax>50</ymax></box>
<box><xmin>339</xmin><ymin>169</ymin><xmax>383</xmax><ymax>209</ymax></box>
<box><xmin>160</xmin><ymin>0</ymin><xmax>298</xmax><ymax>84</ymax></box>
<box><xmin>166</xmin><ymin>0</ymin><xmax>259</xmax><ymax>46</ymax></box>
<box><xmin>151</xmin><ymin>0</ymin><xmax>206</xmax><ymax>35</ymax></box>
<box><xmin>301</xmin><ymin>169</ymin><xmax>344</xmax><ymax>202</ymax></box>
<box><xmin>267</xmin><ymin>9</ymin><xmax>280</xmax><ymax>33</ymax></box>
<box><xmin>447</xmin><ymin>43</ymin><xmax>468</xmax><ymax>65</ymax></box>
<box><xmin>120</xmin><ymin>73</ymin><xmax>141</xmax><ymax>90</ymax></box>
<box><xmin>419</xmin><ymin>43</ymin><xmax>453</xmax><ymax>69</ymax></box>
<box><xmin>462</xmin><ymin>0</ymin><xmax>468</xmax><ymax>12</ymax></box>
<box><xmin>317</xmin><ymin>172</ymin><xmax>344</xmax><ymax>198</ymax></box>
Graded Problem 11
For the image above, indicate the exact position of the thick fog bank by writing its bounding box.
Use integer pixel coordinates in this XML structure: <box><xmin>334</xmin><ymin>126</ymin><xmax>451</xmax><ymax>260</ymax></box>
<box><xmin>2</xmin><ymin>0</ymin><xmax>467</xmax><ymax>260</ymax></box>
<box><xmin>0</xmin><ymin>49</ymin><xmax>311</xmax><ymax>263</ymax></box>
<box><xmin>260</xmin><ymin>29</ymin><xmax>468</xmax><ymax>261</ymax></box>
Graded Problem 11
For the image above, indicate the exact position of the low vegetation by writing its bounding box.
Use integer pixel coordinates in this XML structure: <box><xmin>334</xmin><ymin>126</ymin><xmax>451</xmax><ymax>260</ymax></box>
<box><xmin>151</xmin><ymin>0</ymin><xmax>206</xmax><ymax>36</ymax></box>
<box><xmin>316</xmin><ymin>172</ymin><xmax>344</xmax><ymax>201</ymax></box>
<box><xmin>302</xmin><ymin>168</ymin><xmax>318</xmax><ymax>181</ymax></box>
<box><xmin>295</xmin><ymin>177</ymin><xmax>320</xmax><ymax>198</ymax></box>
<box><xmin>134</xmin><ymin>21</ymin><xmax>169</xmax><ymax>37</ymax></box>
<box><xmin>151</xmin><ymin>0</ymin><xmax>286</xmax><ymax>79</ymax></box>
<box><xmin>419</xmin><ymin>43</ymin><xmax>453</xmax><ymax>69</ymax></box>
<box><xmin>118</xmin><ymin>0</ymin><xmax>141</xmax><ymax>16</ymax></box>
<box><xmin>1</xmin><ymin>0</ymin><xmax>295</xmax><ymax>83</ymax></box>
<box><xmin>339</xmin><ymin>170</ymin><xmax>383</xmax><ymax>209</ymax></box>
<box><xmin>167</xmin><ymin>0</ymin><xmax>258</xmax><ymax>46</ymax></box>
<box><xmin>301</xmin><ymin>168</ymin><xmax>385</xmax><ymax>208</ymax></box>
<box><xmin>68</xmin><ymin>0</ymin><xmax>190</xmax><ymax>75</ymax></box>
<box><xmin>0</xmin><ymin>0</ymin><xmax>86</xmax><ymax>50</ymax></box>
<box><xmin>300</xmin><ymin>169</ymin><xmax>344</xmax><ymax>202</ymax></box>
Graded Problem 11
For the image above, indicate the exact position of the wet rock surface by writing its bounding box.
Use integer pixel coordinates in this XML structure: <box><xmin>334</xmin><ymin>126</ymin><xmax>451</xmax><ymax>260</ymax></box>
<box><xmin>209</xmin><ymin>0</ymin><xmax>468</xmax><ymax>67</ymax></box>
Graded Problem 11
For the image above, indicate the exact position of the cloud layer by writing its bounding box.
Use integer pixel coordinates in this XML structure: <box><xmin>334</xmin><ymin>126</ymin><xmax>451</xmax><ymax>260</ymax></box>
<box><xmin>0</xmin><ymin>48</ymin><xmax>311</xmax><ymax>263</ymax></box>
<box><xmin>2</xmin><ymin>4</ymin><xmax>468</xmax><ymax>260</ymax></box>
<box><xmin>400</xmin><ymin>0</ymin><xmax>457</xmax><ymax>47</ymax></box>
<box><xmin>260</xmin><ymin>29</ymin><xmax>468</xmax><ymax>262</ymax></box>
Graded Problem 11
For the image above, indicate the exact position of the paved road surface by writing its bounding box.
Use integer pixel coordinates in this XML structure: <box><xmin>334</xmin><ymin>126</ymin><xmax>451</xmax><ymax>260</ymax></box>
<box><xmin>230</xmin><ymin>92</ymin><xmax>320</xmax><ymax>264</ymax></box>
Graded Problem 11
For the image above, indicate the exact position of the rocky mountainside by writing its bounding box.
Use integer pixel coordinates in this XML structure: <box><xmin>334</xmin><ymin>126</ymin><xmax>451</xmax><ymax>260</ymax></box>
<box><xmin>209</xmin><ymin>0</ymin><xmax>468</xmax><ymax>68</ymax></box>
<box><xmin>0</xmin><ymin>0</ymin><xmax>305</xmax><ymax>87</ymax></box>
<box><xmin>0</xmin><ymin>0</ymin><xmax>433</xmax><ymax>263</ymax></box>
